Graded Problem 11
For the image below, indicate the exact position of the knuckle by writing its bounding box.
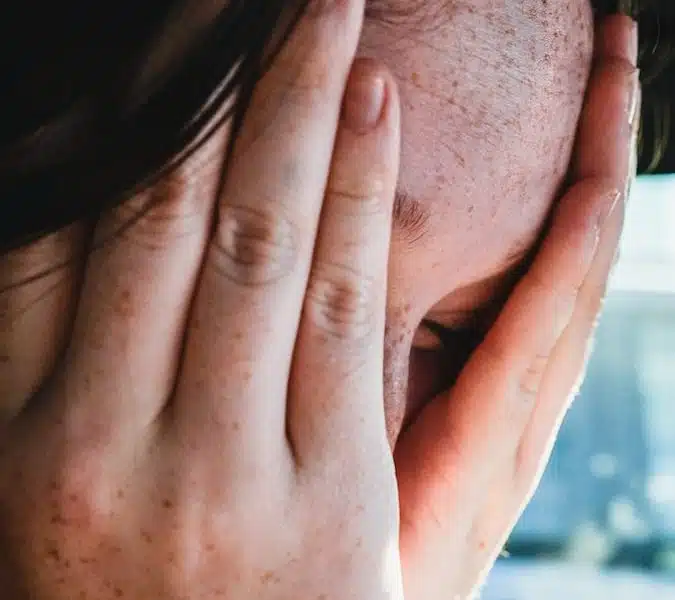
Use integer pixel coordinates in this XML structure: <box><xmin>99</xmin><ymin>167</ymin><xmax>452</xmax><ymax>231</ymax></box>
<box><xmin>212</xmin><ymin>204</ymin><xmax>298</xmax><ymax>286</ymax></box>
<box><xmin>99</xmin><ymin>139</ymin><xmax>224</xmax><ymax>251</ymax></box>
<box><xmin>104</xmin><ymin>184</ymin><xmax>205</xmax><ymax>252</ymax></box>
<box><xmin>305</xmin><ymin>263</ymin><xmax>377</xmax><ymax>340</ymax></box>
<box><xmin>519</xmin><ymin>352</ymin><xmax>549</xmax><ymax>400</ymax></box>
<box><xmin>328</xmin><ymin>182</ymin><xmax>388</xmax><ymax>219</ymax></box>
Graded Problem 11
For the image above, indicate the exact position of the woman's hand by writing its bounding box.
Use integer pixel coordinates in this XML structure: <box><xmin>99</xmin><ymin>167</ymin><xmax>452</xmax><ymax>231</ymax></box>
<box><xmin>0</xmin><ymin>2</ymin><xmax>405</xmax><ymax>599</ymax></box>
<box><xmin>395</xmin><ymin>15</ymin><xmax>640</xmax><ymax>600</ymax></box>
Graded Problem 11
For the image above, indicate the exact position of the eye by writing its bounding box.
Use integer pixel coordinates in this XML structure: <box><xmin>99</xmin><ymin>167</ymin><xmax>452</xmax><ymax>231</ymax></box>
<box><xmin>416</xmin><ymin>319</ymin><xmax>485</xmax><ymax>356</ymax></box>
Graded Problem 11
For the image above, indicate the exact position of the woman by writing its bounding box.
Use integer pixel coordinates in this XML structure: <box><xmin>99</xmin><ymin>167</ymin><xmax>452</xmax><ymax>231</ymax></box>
<box><xmin>0</xmin><ymin>2</ymin><xmax>649</xmax><ymax>599</ymax></box>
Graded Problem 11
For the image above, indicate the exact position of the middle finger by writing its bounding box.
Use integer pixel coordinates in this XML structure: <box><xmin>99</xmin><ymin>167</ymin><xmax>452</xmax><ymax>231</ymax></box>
<box><xmin>174</xmin><ymin>0</ymin><xmax>367</xmax><ymax>465</ymax></box>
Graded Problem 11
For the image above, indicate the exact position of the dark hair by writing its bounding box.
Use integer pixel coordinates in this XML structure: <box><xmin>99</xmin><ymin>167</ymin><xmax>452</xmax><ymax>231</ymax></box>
<box><xmin>0</xmin><ymin>0</ymin><xmax>673</xmax><ymax>255</ymax></box>
<box><xmin>0</xmin><ymin>0</ymin><xmax>310</xmax><ymax>254</ymax></box>
<box><xmin>593</xmin><ymin>0</ymin><xmax>675</xmax><ymax>174</ymax></box>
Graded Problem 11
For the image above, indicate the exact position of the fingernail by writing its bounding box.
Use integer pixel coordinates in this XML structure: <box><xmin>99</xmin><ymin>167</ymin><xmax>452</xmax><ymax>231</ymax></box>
<box><xmin>626</xmin><ymin>83</ymin><xmax>641</xmax><ymax>199</ymax></box>
<box><xmin>342</xmin><ymin>63</ymin><xmax>387</xmax><ymax>133</ymax></box>
<box><xmin>628</xmin><ymin>18</ymin><xmax>639</xmax><ymax>67</ymax></box>
<box><xmin>628</xmin><ymin>70</ymin><xmax>641</xmax><ymax>129</ymax></box>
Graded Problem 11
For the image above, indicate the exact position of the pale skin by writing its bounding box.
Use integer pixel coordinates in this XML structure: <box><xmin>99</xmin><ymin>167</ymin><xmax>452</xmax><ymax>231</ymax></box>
<box><xmin>0</xmin><ymin>3</ymin><xmax>637</xmax><ymax>600</ymax></box>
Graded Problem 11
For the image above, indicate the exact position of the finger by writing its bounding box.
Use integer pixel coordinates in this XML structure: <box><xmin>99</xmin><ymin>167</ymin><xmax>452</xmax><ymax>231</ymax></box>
<box><xmin>288</xmin><ymin>61</ymin><xmax>399</xmax><ymax>468</ymax></box>
<box><xmin>515</xmin><ymin>13</ymin><xmax>640</xmax><ymax>486</ymax></box>
<box><xmin>174</xmin><ymin>1</ymin><xmax>367</xmax><ymax>465</ymax></box>
<box><xmin>575</xmin><ymin>15</ymin><xmax>640</xmax><ymax>192</ymax></box>
<box><xmin>515</xmin><ymin>190</ymin><xmax>625</xmax><ymax>487</ymax></box>
<box><xmin>594</xmin><ymin>14</ymin><xmax>638</xmax><ymax>65</ymax></box>
<box><xmin>455</xmin><ymin>191</ymin><xmax>629</xmax><ymax>600</ymax></box>
<box><xmin>0</xmin><ymin>224</ymin><xmax>86</xmax><ymax>421</ymax></box>
<box><xmin>55</xmin><ymin>129</ymin><xmax>227</xmax><ymax>440</ymax></box>
<box><xmin>450</xmin><ymin>19</ymin><xmax>641</xmax><ymax>577</ymax></box>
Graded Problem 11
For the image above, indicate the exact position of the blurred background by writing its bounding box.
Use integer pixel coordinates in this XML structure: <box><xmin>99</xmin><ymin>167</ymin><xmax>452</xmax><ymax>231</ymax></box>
<box><xmin>482</xmin><ymin>175</ymin><xmax>675</xmax><ymax>600</ymax></box>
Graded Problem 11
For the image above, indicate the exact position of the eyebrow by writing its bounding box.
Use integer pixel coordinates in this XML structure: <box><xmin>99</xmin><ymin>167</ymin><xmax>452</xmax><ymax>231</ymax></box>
<box><xmin>392</xmin><ymin>189</ymin><xmax>432</xmax><ymax>245</ymax></box>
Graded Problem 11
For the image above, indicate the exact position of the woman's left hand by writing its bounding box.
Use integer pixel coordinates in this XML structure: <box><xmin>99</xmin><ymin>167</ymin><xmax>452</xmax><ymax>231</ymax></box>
<box><xmin>396</xmin><ymin>14</ymin><xmax>640</xmax><ymax>599</ymax></box>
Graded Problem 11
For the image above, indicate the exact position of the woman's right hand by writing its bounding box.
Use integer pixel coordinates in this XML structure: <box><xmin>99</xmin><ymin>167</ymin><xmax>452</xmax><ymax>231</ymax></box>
<box><xmin>0</xmin><ymin>1</ymin><xmax>405</xmax><ymax>598</ymax></box>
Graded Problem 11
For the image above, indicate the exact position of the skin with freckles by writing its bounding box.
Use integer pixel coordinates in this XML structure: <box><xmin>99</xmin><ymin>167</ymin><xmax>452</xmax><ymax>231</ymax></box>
<box><xmin>0</xmin><ymin>1</ymin><xmax>636</xmax><ymax>597</ymax></box>
<box><xmin>357</xmin><ymin>0</ymin><xmax>595</xmax><ymax>441</ymax></box>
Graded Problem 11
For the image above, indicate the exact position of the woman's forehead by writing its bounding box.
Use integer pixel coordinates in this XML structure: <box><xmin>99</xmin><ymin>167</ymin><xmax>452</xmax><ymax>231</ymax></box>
<box><xmin>364</xmin><ymin>0</ymin><xmax>594</xmax><ymax>319</ymax></box>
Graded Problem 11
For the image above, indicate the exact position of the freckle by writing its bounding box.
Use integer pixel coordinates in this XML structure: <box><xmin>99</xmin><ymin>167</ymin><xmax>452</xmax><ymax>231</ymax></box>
<box><xmin>114</xmin><ymin>587</ymin><xmax>124</xmax><ymax>598</ymax></box>
<box><xmin>232</xmin><ymin>421</ymin><xmax>240</xmax><ymax>431</ymax></box>
<box><xmin>206</xmin><ymin>543</ymin><xmax>215</xmax><ymax>552</ymax></box>
<box><xmin>261</xmin><ymin>571</ymin><xmax>278</xmax><ymax>584</ymax></box>
<box><xmin>467</xmin><ymin>205</ymin><xmax>474</xmax><ymax>215</ymax></box>
<box><xmin>116</xmin><ymin>489</ymin><xmax>124</xmax><ymax>500</ymax></box>
<box><xmin>141</xmin><ymin>530</ymin><xmax>153</xmax><ymax>544</ymax></box>
<box><xmin>234</xmin><ymin>331</ymin><xmax>243</xmax><ymax>340</ymax></box>
<box><xmin>411</xmin><ymin>71</ymin><xmax>421</xmax><ymax>85</ymax></box>
<box><xmin>162</xmin><ymin>498</ymin><xmax>173</xmax><ymax>509</ymax></box>
<box><xmin>46</xmin><ymin>546</ymin><xmax>60</xmax><ymax>562</ymax></box>
<box><xmin>116</xmin><ymin>289</ymin><xmax>132</xmax><ymax>317</ymax></box>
